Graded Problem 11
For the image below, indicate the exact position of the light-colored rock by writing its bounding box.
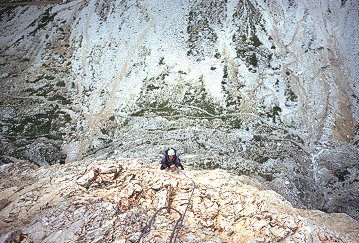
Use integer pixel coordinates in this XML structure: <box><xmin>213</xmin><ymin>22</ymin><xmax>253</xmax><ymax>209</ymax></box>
<box><xmin>0</xmin><ymin>160</ymin><xmax>358</xmax><ymax>242</ymax></box>
<box><xmin>76</xmin><ymin>169</ymin><xmax>98</xmax><ymax>188</ymax></box>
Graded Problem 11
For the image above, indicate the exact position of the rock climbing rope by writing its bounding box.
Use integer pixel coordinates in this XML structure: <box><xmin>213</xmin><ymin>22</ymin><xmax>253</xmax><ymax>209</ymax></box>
<box><xmin>137</xmin><ymin>169</ymin><xmax>196</xmax><ymax>243</ymax></box>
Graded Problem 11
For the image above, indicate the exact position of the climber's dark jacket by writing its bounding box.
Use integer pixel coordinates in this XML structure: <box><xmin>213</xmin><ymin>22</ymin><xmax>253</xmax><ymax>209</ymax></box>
<box><xmin>160</xmin><ymin>154</ymin><xmax>181</xmax><ymax>170</ymax></box>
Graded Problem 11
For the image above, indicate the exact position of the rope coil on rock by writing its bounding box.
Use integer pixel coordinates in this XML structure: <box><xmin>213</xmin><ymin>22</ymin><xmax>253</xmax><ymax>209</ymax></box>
<box><xmin>137</xmin><ymin>169</ymin><xmax>196</xmax><ymax>243</ymax></box>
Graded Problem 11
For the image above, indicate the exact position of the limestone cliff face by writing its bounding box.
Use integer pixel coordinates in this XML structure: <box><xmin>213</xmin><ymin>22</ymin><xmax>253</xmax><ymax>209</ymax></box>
<box><xmin>0</xmin><ymin>0</ymin><xmax>358</xmax><ymax>221</ymax></box>
<box><xmin>0</xmin><ymin>160</ymin><xmax>358</xmax><ymax>242</ymax></box>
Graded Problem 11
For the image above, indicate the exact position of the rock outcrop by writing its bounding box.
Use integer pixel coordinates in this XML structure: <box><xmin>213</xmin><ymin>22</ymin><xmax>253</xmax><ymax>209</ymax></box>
<box><xmin>0</xmin><ymin>159</ymin><xmax>358</xmax><ymax>242</ymax></box>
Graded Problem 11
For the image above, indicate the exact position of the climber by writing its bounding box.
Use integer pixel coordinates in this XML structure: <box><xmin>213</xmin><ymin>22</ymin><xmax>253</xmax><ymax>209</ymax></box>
<box><xmin>59</xmin><ymin>152</ymin><xmax>66</xmax><ymax>165</ymax></box>
<box><xmin>160</xmin><ymin>148</ymin><xmax>184</xmax><ymax>172</ymax></box>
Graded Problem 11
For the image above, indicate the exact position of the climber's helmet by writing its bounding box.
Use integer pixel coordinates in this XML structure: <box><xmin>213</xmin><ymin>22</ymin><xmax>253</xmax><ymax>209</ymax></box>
<box><xmin>168</xmin><ymin>149</ymin><xmax>175</xmax><ymax>156</ymax></box>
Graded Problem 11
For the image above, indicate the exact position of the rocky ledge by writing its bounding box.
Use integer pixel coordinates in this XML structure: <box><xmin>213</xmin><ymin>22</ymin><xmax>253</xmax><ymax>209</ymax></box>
<box><xmin>0</xmin><ymin>160</ymin><xmax>358</xmax><ymax>242</ymax></box>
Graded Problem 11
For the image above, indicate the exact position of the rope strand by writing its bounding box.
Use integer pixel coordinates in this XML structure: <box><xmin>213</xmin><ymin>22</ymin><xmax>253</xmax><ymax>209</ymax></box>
<box><xmin>137</xmin><ymin>168</ymin><xmax>196</xmax><ymax>243</ymax></box>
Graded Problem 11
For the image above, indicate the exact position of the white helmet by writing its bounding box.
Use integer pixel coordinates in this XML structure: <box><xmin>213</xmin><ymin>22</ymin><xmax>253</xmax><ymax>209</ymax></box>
<box><xmin>168</xmin><ymin>149</ymin><xmax>175</xmax><ymax>156</ymax></box>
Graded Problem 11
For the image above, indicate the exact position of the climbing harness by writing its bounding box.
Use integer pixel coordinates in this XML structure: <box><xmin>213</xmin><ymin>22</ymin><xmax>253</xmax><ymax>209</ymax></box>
<box><xmin>137</xmin><ymin>169</ymin><xmax>196</xmax><ymax>243</ymax></box>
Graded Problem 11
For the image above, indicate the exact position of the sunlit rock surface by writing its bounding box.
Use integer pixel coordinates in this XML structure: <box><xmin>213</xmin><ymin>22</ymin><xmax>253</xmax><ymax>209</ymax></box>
<box><xmin>0</xmin><ymin>160</ymin><xmax>358</xmax><ymax>242</ymax></box>
<box><xmin>0</xmin><ymin>0</ymin><xmax>358</xmax><ymax>221</ymax></box>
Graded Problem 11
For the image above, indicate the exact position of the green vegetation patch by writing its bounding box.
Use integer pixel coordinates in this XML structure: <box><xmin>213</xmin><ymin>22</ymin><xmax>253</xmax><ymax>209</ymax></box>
<box><xmin>334</xmin><ymin>169</ymin><xmax>350</xmax><ymax>182</ymax></box>
<box><xmin>250</xmin><ymin>34</ymin><xmax>262</xmax><ymax>47</ymax></box>
<box><xmin>247</xmin><ymin>53</ymin><xmax>258</xmax><ymax>67</ymax></box>
<box><xmin>29</xmin><ymin>7</ymin><xmax>58</xmax><ymax>36</ymax></box>
<box><xmin>267</xmin><ymin>106</ymin><xmax>282</xmax><ymax>123</ymax></box>
<box><xmin>225</xmin><ymin>117</ymin><xmax>242</xmax><ymax>129</ymax></box>
<box><xmin>285</xmin><ymin>88</ymin><xmax>298</xmax><ymax>102</ymax></box>
<box><xmin>48</xmin><ymin>94</ymin><xmax>72</xmax><ymax>105</ymax></box>
<box><xmin>3</xmin><ymin>109</ymin><xmax>70</xmax><ymax>140</ymax></box>
<box><xmin>131</xmin><ymin>102</ymin><xmax>180</xmax><ymax>117</ymax></box>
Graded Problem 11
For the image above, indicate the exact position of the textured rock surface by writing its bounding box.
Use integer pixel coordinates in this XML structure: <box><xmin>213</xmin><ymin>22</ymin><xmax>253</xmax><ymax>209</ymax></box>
<box><xmin>0</xmin><ymin>159</ymin><xmax>358</xmax><ymax>242</ymax></box>
<box><xmin>0</xmin><ymin>0</ymin><xmax>358</xmax><ymax>220</ymax></box>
